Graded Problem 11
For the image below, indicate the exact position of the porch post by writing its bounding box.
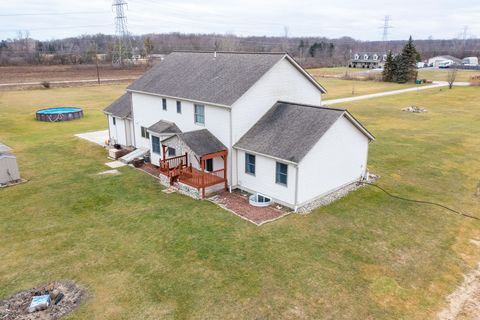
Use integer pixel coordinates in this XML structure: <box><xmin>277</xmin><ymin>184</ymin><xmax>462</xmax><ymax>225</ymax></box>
<box><xmin>162</xmin><ymin>144</ymin><xmax>167</xmax><ymax>161</ymax></box>
<box><xmin>223</xmin><ymin>151</ymin><xmax>228</xmax><ymax>191</ymax></box>
<box><xmin>201</xmin><ymin>157</ymin><xmax>205</xmax><ymax>199</ymax></box>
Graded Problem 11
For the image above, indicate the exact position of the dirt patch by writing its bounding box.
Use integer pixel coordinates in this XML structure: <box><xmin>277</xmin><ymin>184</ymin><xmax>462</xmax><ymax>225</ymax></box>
<box><xmin>437</xmin><ymin>263</ymin><xmax>480</xmax><ymax>320</ymax></box>
<box><xmin>0</xmin><ymin>281</ymin><xmax>87</xmax><ymax>320</ymax></box>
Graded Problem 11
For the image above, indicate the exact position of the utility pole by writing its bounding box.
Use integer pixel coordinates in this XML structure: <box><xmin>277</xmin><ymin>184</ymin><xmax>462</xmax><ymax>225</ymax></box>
<box><xmin>95</xmin><ymin>44</ymin><xmax>101</xmax><ymax>84</ymax></box>
<box><xmin>112</xmin><ymin>0</ymin><xmax>132</xmax><ymax>66</ymax></box>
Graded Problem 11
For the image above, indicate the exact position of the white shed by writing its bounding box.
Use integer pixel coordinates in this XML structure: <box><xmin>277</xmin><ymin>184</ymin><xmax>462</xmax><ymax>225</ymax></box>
<box><xmin>0</xmin><ymin>143</ymin><xmax>21</xmax><ymax>185</ymax></box>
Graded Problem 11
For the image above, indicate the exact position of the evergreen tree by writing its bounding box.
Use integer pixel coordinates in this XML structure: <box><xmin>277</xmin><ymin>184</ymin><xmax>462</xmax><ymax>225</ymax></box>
<box><xmin>382</xmin><ymin>51</ymin><xmax>395</xmax><ymax>82</ymax></box>
<box><xmin>396</xmin><ymin>36</ymin><xmax>420</xmax><ymax>83</ymax></box>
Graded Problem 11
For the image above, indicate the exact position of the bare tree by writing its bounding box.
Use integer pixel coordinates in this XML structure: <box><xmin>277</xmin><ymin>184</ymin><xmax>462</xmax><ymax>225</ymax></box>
<box><xmin>447</xmin><ymin>68</ymin><xmax>458</xmax><ymax>89</ymax></box>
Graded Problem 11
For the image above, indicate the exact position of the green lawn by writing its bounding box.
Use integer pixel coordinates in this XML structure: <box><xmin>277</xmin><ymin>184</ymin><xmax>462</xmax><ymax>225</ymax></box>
<box><xmin>318</xmin><ymin>77</ymin><xmax>420</xmax><ymax>100</ymax></box>
<box><xmin>1</xmin><ymin>85</ymin><xmax>480</xmax><ymax>319</ymax></box>
<box><xmin>417</xmin><ymin>69</ymin><xmax>480</xmax><ymax>82</ymax></box>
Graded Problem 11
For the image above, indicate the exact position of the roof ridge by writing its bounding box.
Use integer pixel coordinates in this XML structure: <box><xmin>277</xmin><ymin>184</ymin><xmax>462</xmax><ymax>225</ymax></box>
<box><xmin>172</xmin><ymin>50</ymin><xmax>286</xmax><ymax>55</ymax></box>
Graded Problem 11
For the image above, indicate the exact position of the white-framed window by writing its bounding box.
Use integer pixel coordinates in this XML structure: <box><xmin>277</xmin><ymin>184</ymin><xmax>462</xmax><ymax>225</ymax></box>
<box><xmin>354</xmin><ymin>54</ymin><xmax>360</xmax><ymax>60</ymax></box>
<box><xmin>275</xmin><ymin>162</ymin><xmax>288</xmax><ymax>186</ymax></box>
<box><xmin>176</xmin><ymin>101</ymin><xmax>182</xmax><ymax>114</ymax></box>
<box><xmin>194</xmin><ymin>104</ymin><xmax>205</xmax><ymax>125</ymax></box>
<box><xmin>162</xmin><ymin>98</ymin><xmax>167</xmax><ymax>111</ymax></box>
<box><xmin>168</xmin><ymin>147</ymin><xmax>176</xmax><ymax>157</ymax></box>
<box><xmin>245</xmin><ymin>153</ymin><xmax>255</xmax><ymax>175</ymax></box>
<box><xmin>151</xmin><ymin>136</ymin><xmax>160</xmax><ymax>154</ymax></box>
<box><xmin>373</xmin><ymin>54</ymin><xmax>378</xmax><ymax>61</ymax></box>
<box><xmin>364</xmin><ymin>54</ymin><xmax>369</xmax><ymax>60</ymax></box>
<box><xmin>112</xmin><ymin>117</ymin><xmax>116</xmax><ymax>126</ymax></box>
<box><xmin>141</xmin><ymin>126</ymin><xmax>150</xmax><ymax>139</ymax></box>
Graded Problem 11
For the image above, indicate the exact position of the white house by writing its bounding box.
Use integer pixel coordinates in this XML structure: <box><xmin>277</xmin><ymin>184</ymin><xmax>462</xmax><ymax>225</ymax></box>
<box><xmin>428</xmin><ymin>55</ymin><xmax>462</xmax><ymax>68</ymax></box>
<box><xmin>104</xmin><ymin>51</ymin><xmax>374</xmax><ymax>212</ymax></box>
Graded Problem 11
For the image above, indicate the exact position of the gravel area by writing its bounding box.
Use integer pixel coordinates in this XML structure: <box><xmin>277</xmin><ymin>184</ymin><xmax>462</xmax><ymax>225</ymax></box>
<box><xmin>0</xmin><ymin>280</ymin><xmax>87</xmax><ymax>320</ymax></box>
<box><xmin>209</xmin><ymin>190</ymin><xmax>290</xmax><ymax>225</ymax></box>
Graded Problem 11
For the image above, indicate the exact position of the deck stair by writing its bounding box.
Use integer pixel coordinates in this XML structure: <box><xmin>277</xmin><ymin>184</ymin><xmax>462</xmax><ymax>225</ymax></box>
<box><xmin>119</xmin><ymin>148</ymin><xmax>149</xmax><ymax>163</ymax></box>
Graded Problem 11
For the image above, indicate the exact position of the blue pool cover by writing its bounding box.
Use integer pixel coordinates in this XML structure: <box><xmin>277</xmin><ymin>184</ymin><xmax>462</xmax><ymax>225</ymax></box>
<box><xmin>37</xmin><ymin>107</ymin><xmax>82</xmax><ymax>114</ymax></box>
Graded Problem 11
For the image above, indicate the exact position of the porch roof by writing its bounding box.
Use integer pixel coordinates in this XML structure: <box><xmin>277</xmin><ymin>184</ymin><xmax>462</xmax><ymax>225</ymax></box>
<box><xmin>163</xmin><ymin>129</ymin><xmax>227</xmax><ymax>157</ymax></box>
<box><xmin>148</xmin><ymin>120</ymin><xmax>182</xmax><ymax>135</ymax></box>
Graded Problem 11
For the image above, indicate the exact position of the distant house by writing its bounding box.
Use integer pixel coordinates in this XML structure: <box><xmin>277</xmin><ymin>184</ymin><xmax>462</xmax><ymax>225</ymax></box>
<box><xmin>104</xmin><ymin>51</ymin><xmax>374</xmax><ymax>212</ymax></box>
<box><xmin>428</xmin><ymin>55</ymin><xmax>462</xmax><ymax>68</ymax></box>
<box><xmin>462</xmin><ymin>57</ymin><xmax>479</xmax><ymax>66</ymax></box>
<box><xmin>349</xmin><ymin>52</ymin><xmax>387</xmax><ymax>69</ymax></box>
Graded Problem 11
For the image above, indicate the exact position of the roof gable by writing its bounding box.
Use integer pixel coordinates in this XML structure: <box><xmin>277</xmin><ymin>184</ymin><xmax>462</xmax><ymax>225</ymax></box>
<box><xmin>127</xmin><ymin>51</ymin><xmax>325</xmax><ymax>106</ymax></box>
<box><xmin>163</xmin><ymin>129</ymin><xmax>227</xmax><ymax>157</ymax></box>
<box><xmin>234</xmin><ymin>101</ymin><xmax>373</xmax><ymax>163</ymax></box>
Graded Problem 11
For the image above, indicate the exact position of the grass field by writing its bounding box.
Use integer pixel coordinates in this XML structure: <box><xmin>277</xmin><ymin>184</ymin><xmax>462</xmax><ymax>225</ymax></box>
<box><xmin>1</xmin><ymin>84</ymin><xmax>480</xmax><ymax>319</ymax></box>
<box><xmin>318</xmin><ymin>77</ymin><xmax>419</xmax><ymax>100</ymax></box>
<box><xmin>417</xmin><ymin>69</ymin><xmax>480</xmax><ymax>82</ymax></box>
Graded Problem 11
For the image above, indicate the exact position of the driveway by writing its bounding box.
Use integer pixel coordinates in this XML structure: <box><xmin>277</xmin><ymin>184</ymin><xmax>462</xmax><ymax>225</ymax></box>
<box><xmin>322</xmin><ymin>81</ymin><xmax>471</xmax><ymax>106</ymax></box>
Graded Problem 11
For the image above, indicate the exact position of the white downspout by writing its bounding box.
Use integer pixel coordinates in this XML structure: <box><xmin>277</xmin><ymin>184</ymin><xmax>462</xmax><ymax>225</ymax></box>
<box><xmin>294</xmin><ymin>165</ymin><xmax>299</xmax><ymax>212</ymax></box>
<box><xmin>229</xmin><ymin>108</ymin><xmax>233</xmax><ymax>193</ymax></box>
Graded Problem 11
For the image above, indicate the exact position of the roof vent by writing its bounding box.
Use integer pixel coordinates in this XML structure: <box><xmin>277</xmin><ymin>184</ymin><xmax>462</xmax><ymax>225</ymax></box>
<box><xmin>213</xmin><ymin>51</ymin><xmax>217</xmax><ymax>58</ymax></box>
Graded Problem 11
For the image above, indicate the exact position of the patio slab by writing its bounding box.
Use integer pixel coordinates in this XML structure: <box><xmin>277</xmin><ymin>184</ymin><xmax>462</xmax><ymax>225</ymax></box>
<box><xmin>105</xmin><ymin>161</ymin><xmax>126</xmax><ymax>169</ymax></box>
<box><xmin>75</xmin><ymin>130</ymin><xmax>108</xmax><ymax>147</ymax></box>
<box><xmin>209</xmin><ymin>191</ymin><xmax>291</xmax><ymax>226</ymax></box>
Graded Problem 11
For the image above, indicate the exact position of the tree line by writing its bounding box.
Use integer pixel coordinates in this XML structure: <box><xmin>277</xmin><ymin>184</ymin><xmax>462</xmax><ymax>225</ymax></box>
<box><xmin>0</xmin><ymin>31</ymin><xmax>478</xmax><ymax>67</ymax></box>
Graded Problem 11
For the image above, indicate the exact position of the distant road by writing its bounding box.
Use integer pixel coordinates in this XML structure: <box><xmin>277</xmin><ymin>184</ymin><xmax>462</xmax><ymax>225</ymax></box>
<box><xmin>0</xmin><ymin>77</ymin><xmax>138</xmax><ymax>89</ymax></box>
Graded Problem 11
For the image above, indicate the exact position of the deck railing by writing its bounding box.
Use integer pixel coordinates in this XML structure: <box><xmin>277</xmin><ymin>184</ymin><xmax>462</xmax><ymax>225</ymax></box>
<box><xmin>160</xmin><ymin>154</ymin><xmax>188</xmax><ymax>174</ymax></box>
<box><xmin>178</xmin><ymin>167</ymin><xmax>226</xmax><ymax>188</ymax></box>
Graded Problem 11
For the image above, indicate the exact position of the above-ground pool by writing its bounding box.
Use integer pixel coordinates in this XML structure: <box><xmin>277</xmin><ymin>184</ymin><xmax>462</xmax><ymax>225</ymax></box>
<box><xmin>36</xmin><ymin>107</ymin><xmax>84</xmax><ymax>122</ymax></box>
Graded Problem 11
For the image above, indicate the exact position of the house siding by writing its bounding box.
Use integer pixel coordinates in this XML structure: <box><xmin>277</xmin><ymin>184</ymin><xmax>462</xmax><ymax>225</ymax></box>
<box><xmin>108</xmin><ymin>115</ymin><xmax>133</xmax><ymax>147</ymax></box>
<box><xmin>236</xmin><ymin>149</ymin><xmax>297</xmax><ymax>208</ymax></box>
<box><xmin>230</xmin><ymin>58</ymin><xmax>323</xmax><ymax>186</ymax></box>
<box><xmin>297</xmin><ymin>115</ymin><xmax>369</xmax><ymax>205</ymax></box>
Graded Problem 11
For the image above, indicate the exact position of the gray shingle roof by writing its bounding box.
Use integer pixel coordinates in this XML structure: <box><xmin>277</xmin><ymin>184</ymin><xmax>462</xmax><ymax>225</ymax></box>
<box><xmin>128</xmin><ymin>51</ymin><xmax>293</xmax><ymax>106</ymax></box>
<box><xmin>104</xmin><ymin>93</ymin><xmax>132</xmax><ymax>118</ymax></box>
<box><xmin>165</xmin><ymin>129</ymin><xmax>227</xmax><ymax>157</ymax></box>
<box><xmin>148</xmin><ymin>120</ymin><xmax>182</xmax><ymax>135</ymax></box>
<box><xmin>234</xmin><ymin>102</ymin><xmax>348</xmax><ymax>163</ymax></box>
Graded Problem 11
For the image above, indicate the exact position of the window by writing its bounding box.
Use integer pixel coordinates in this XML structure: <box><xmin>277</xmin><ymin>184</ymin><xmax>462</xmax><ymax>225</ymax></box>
<box><xmin>275</xmin><ymin>162</ymin><xmax>288</xmax><ymax>185</ymax></box>
<box><xmin>194</xmin><ymin>104</ymin><xmax>205</xmax><ymax>124</ymax></box>
<box><xmin>176</xmin><ymin>101</ymin><xmax>182</xmax><ymax>114</ymax></box>
<box><xmin>112</xmin><ymin>117</ymin><xmax>116</xmax><ymax>126</ymax></box>
<box><xmin>167</xmin><ymin>147</ymin><xmax>176</xmax><ymax>157</ymax></box>
<box><xmin>245</xmin><ymin>153</ymin><xmax>255</xmax><ymax>175</ymax></box>
<box><xmin>162</xmin><ymin>98</ymin><xmax>167</xmax><ymax>110</ymax></box>
<box><xmin>205</xmin><ymin>159</ymin><xmax>213</xmax><ymax>172</ymax></box>
<box><xmin>141</xmin><ymin>126</ymin><xmax>150</xmax><ymax>139</ymax></box>
<box><xmin>151</xmin><ymin>136</ymin><xmax>160</xmax><ymax>154</ymax></box>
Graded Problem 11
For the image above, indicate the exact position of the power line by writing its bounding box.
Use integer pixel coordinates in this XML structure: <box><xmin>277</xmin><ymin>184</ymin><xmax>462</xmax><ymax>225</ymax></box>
<box><xmin>0</xmin><ymin>24</ymin><xmax>113</xmax><ymax>32</ymax></box>
<box><xmin>0</xmin><ymin>11</ymin><xmax>106</xmax><ymax>17</ymax></box>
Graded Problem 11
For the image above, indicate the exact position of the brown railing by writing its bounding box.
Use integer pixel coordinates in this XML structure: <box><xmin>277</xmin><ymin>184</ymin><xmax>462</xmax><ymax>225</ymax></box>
<box><xmin>160</xmin><ymin>154</ymin><xmax>188</xmax><ymax>174</ymax></box>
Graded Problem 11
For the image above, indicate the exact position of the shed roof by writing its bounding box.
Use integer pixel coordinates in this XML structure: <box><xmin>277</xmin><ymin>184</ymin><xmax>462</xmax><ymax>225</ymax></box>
<box><xmin>128</xmin><ymin>51</ymin><xmax>325</xmax><ymax>106</ymax></box>
<box><xmin>234</xmin><ymin>101</ymin><xmax>374</xmax><ymax>163</ymax></box>
<box><xmin>104</xmin><ymin>93</ymin><xmax>132</xmax><ymax>119</ymax></box>
<box><xmin>148</xmin><ymin>120</ymin><xmax>182</xmax><ymax>135</ymax></box>
<box><xmin>164</xmin><ymin>129</ymin><xmax>227</xmax><ymax>157</ymax></box>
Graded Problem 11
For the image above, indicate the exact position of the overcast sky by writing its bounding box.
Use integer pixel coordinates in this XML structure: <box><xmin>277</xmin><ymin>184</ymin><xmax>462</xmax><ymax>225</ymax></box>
<box><xmin>1</xmin><ymin>0</ymin><xmax>479</xmax><ymax>41</ymax></box>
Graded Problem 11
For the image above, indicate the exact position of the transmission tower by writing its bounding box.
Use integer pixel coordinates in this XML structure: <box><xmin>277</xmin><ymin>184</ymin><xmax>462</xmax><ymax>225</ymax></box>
<box><xmin>381</xmin><ymin>16</ymin><xmax>393</xmax><ymax>42</ymax></box>
<box><xmin>112</xmin><ymin>0</ymin><xmax>132</xmax><ymax>65</ymax></box>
